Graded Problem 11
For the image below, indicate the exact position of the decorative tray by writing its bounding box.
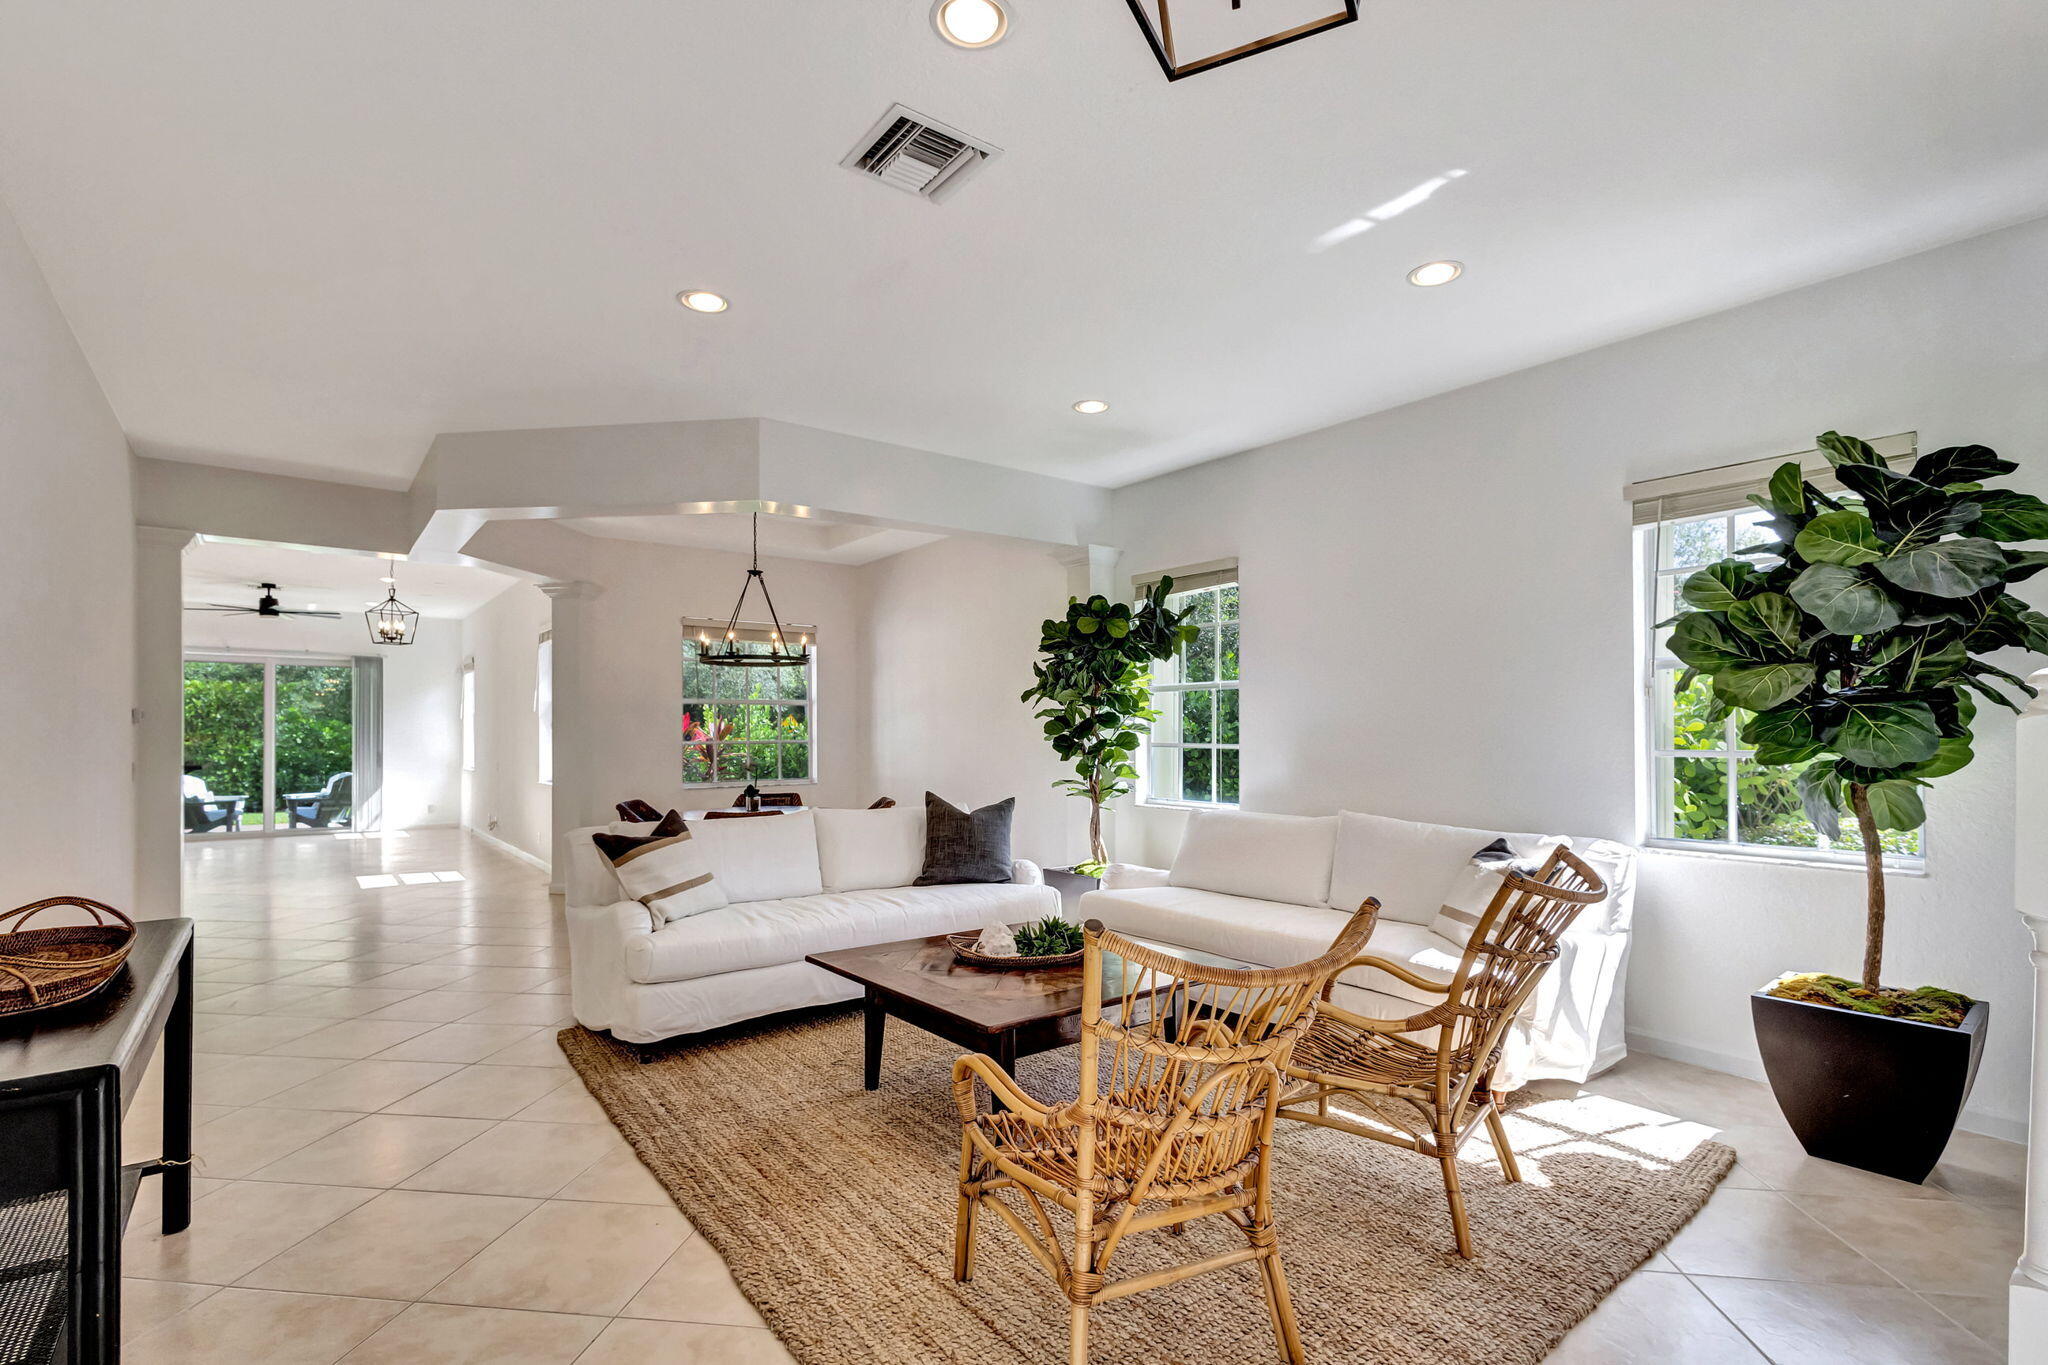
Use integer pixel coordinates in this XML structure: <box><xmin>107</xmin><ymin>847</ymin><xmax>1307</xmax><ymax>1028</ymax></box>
<box><xmin>947</xmin><ymin>931</ymin><xmax>1084</xmax><ymax>970</ymax></box>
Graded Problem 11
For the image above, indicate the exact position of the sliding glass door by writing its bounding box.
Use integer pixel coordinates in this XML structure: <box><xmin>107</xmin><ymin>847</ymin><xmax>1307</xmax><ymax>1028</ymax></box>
<box><xmin>183</xmin><ymin>654</ymin><xmax>356</xmax><ymax>836</ymax></box>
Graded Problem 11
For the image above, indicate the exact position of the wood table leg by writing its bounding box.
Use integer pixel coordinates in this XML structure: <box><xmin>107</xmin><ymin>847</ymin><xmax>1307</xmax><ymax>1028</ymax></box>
<box><xmin>864</xmin><ymin>991</ymin><xmax>885</xmax><ymax>1091</ymax></box>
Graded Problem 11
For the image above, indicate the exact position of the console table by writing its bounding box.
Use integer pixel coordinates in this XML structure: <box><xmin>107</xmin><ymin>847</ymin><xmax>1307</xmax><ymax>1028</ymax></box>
<box><xmin>0</xmin><ymin>917</ymin><xmax>195</xmax><ymax>1363</ymax></box>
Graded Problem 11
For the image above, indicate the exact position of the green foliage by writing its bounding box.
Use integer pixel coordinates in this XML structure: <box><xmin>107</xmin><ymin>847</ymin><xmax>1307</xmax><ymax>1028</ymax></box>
<box><xmin>1022</xmin><ymin>579</ymin><xmax>1195</xmax><ymax>865</ymax></box>
<box><xmin>1013</xmin><ymin>914</ymin><xmax>1083</xmax><ymax>957</ymax></box>
<box><xmin>183</xmin><ymin>662</ymin><xmax>353</xmax><ymax>823</ymax></box>
<box><xmin>1673</xmin><ymin>432</ymin><xmax>2048</xmax><ymax>988</ymax></box>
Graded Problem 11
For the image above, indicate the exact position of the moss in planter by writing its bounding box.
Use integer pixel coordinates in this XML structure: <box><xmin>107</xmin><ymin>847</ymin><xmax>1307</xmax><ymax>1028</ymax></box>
<box><xmin>1764</xmin><ymin>972</ymin><xmax>1972</xmax><ymax>1028</ymax></box>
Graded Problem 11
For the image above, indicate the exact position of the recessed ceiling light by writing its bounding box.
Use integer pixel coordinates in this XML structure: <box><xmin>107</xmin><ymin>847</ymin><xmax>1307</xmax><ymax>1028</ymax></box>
<box><xmin>1406</xmin><ymin>260</ymin><xmax>1463</xmax><ymax>287</ymax></box>
<box><xmin>1072</xmin><ymin>399</ymin><xmax>1109</xmax><ymax>414</ymax></box>
<box><xmin>933</xmin><ymin>0</ymin><xmax>1009</xmax><ymax>47</ymax></box>
<box><xmin>677</xmin><ymin>289</ymin><xmax>729</xmax><ymax>313</ymax></box>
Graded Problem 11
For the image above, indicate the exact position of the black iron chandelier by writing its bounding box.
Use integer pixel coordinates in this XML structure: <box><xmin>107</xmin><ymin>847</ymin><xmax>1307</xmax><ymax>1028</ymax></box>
<box><xmin>698</xmin><ymin>514</ymin><xmax>811</xmax><ymax>669</ymax></box>
<box><xmin>1124</xmin><ymin>0</ymin><xmax>1359</xmax><ymax>81</ymax></box>
<box><xmin>366</xmin><ymin>560</ymin><xmax>419</xmax><ymax>646</ymax></box>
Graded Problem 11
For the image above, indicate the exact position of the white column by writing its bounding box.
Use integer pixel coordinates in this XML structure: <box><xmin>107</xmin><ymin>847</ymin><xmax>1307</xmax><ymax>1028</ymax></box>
<box><xmin>2014</xmin><ymin>673</ymin><xmax>2048</xmax><ymax>1358</ymax></box>
<box><xmin>133</xmin><ymin>525</ymin><xmax>194</xmax><ymax>919</ymax></box>
<box><xmin>539</xmin><ymin>579</ymin><xmax>602</xmax><ymax>893</ymax></box>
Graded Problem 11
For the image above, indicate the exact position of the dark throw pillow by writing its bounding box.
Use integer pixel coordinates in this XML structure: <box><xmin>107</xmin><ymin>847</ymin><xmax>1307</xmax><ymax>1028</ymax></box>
<box><xmin>916</xmin><ymin>792</ymin><xmax>1016</xmax><ymax>885</ymax></box>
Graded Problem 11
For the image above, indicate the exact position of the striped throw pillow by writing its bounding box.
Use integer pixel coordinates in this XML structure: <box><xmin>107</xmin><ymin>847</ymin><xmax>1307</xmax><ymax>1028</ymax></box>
<box><xmin>1429</xmin><ymin>836</ymin><xmax>1565</xmax><ymax>944</ymax></box>
<box><xmin>591</xmin><ymin>811</ymin><xmax>728</xmax><ymax>928</ymax></box>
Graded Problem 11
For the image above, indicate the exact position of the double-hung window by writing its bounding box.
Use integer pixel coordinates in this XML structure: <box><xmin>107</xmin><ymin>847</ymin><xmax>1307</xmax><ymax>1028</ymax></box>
<box><xmin>681</xmin><ymin>619</ymin><xmax>816</xmax><ymax>785</ymax></box>
<box><xmin>1632</xmin><ymin>435</ymin><xmax>1923</xmax><ymax>864</ymax></box>
<box><xmin>1141</xmin><ymin>567</ymin><xmax>1240</xmax><ymax>806</ymax></box>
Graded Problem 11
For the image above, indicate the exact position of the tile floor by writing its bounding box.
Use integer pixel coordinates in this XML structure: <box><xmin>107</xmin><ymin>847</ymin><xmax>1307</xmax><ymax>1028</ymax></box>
<box><xmin>118</xmin><ymin>828</ymin><xmax>2023</xmax><ymax>1363</ymax></box>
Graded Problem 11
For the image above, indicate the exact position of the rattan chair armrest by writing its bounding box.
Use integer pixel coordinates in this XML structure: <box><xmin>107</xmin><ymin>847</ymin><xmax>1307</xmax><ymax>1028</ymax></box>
<box><xmin>1338</xmin><ymin>953</ymin><xmax>1454</xmax><ymax>994</ymax></box>
<box><xmin>952</xmin><ymin>1053</ymin><xmax>1056</xmax><ymax>1125</ymax></box>
<box><xmin>1314</xmin><ymin>996</ymin><xmax>1454</xmax><ymax>1036</ymax></box>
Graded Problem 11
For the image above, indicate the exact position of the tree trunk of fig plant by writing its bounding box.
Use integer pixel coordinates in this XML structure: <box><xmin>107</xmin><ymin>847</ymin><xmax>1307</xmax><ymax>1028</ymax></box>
<box><xmin>1848</xmin><ymin>782</ymin><xmax>1886</xmax><ymax>991</ymax></box>
<box><xmin>1087</xmin><ymin>779</ymin><xmax>1107</xmax><ymax>871</ymax></box>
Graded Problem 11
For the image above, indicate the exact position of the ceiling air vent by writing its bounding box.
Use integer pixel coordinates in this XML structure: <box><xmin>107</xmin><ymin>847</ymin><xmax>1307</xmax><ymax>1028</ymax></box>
<box><xmin>841</xmin><ymin>104</ymin><xmax>999</xmax><ymax>203</ymax></box>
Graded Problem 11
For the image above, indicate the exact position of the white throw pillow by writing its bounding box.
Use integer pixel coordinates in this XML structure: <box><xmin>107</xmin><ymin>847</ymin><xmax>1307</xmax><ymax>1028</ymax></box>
<box><xmin>690</xmin><ymin>809</ymin><xmax>825</xmax><ymax>904</ymax></box>
<box><xmin>1167</xmin><ymin>810</ymin><xmax>1338</xmax><ymax>908</ymax></box>
<box><xmin>1330</xmin><ymin>810</ymin><xmax>1549</xmax><ymax>925</ymax></box>
<box><xmin>591</xmin><ymin>820</ymin><xmax>729</xmax><ymax>929</ymax></box>
<box><xmin>814</xmin><ymin>806</ymin><xmax>925</xmax><ymax>892</ymax></box>
<box><xmin>1429</xmin><ymin>835</ymin><xmax>1568</xmax><ymax>944</ymax></box>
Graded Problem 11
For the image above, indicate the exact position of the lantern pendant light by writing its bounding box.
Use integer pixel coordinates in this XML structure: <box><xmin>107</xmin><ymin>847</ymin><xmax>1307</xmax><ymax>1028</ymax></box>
<box><xmin>366</xmin><ymin>560</ymin><xmax>420</xmax><ymax>646</ymax></box>
<box><xmin>1124</xmin><ymin>0</ymin><xmax>1359</xmax><ymax>81</ymax></box>
<box><xmin>699</xmin><ymin>514</ymin><xmax>812</xmax><ymax>669</ymax></box>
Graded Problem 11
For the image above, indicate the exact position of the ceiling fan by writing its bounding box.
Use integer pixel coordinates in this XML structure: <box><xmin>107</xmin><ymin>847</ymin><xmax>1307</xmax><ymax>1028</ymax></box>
<box><xmin>184</xmin><ymin>583</ymin><xmax>342</xmax><ymax>620</ymax></box>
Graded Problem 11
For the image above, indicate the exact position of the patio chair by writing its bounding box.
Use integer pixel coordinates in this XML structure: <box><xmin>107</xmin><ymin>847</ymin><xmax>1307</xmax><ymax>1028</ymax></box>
<box><xmin>182</xmin><ymin>793</ymin><xmax>244</xmax><ymax>834</ymax></box>
<box><xmin>283</xmin><ymin>772</ymin><xmax>353</xmax><ymax>829</ymax></box>
<box><xmin>1277</xmin><ymin>846</ymin><xmax>1608</xmax><ymax>1258</ymax></box>
<box><xmin>953</xmin><ymin>904</ymin><xmax>1379</xmax><ymax>1365</ymax></box>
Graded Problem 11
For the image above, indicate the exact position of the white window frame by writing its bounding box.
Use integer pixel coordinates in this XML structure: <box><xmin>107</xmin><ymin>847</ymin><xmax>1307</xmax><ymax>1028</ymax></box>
<box><xmin>680</xmin><ymin>630</ymin><xmax>818</xmax><ymax>788</ymax></box>
<box><xmin>1143</xmin><ymin>579</ymin><xmax>1240</xmax><ymax>808</ymax></box>
<box><xmin>1636</xmin><ymin>514</ymin><xmax>1924</xmax><ymax>869</ymax></box>
<box><xmin>535</xmin><ymin>631</ymin><xmax>553</xmax><ymax>786</ymax></box>
<box><xmin>460</xmin><ymin>660</ymin><xmax>476</xmax><ymax>773</ymax></box>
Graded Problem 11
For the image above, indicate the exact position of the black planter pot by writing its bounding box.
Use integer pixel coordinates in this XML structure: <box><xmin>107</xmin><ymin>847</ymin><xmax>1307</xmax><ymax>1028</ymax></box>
<box><xmin>1751</xmin><ymin>990</ymin><xmax>1989</xmax><ymax>1184</ymax></box>
<box><xmin>1043</xmin><ymin>866</ymin><xmax>1103</xmax><ymax>917</ymax></box>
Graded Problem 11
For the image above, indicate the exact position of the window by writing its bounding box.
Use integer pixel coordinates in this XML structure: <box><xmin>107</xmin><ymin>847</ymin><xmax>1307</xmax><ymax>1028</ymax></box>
<box><xmin>460</xmin><ymin>660</ymin><xmax>476</xmax><ymax>773</ymax></box>
<box><xmin>1638</xmin><ymin>505</ymin><xmax>1922</xmax><ymax>864</ymax></box>
<box><xmin>1145</xmin><ymin>579</ymin><xmax>1239</xmax><ymax>805</ymax></box>
<box><xmin>535</xmin><ymin>631</ymin><xmax>553</xmax><ymax>786</ymax></box>
<box><xmin>681</xmin><ymin>633</ymin><xmax>814</xmax><ymax>785</ymax></box>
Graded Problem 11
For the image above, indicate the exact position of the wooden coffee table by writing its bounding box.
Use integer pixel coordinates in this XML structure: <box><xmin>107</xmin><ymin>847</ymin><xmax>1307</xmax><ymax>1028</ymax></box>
<box><xmin>807</xmin><ymin>931</ymin><xmax>1258</xmax><ymax>1090</ymax></box>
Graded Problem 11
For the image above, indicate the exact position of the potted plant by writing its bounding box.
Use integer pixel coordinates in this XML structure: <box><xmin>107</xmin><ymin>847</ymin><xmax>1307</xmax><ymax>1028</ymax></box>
<box><xmin>1668</xmin><ymin>431</ymin><xmax>2048</xmax><ymax>1181</ymax></box>
<box><xmin>1022</xmin><ymin>580</ymin><xmax>1195</xmax><ymax>890</ymax></box>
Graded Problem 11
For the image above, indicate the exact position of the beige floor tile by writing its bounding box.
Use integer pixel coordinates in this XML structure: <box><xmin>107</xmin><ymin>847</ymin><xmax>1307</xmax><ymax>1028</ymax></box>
<box><xmin>575</xmin><ymin>1317</ymin><xmax>794</xmax><ymax>1364</ymax></box>
<box><xmin>400</xmin><ymin>1119</ymin><xmax>622</xmax><ymax>1197</ymax></box>
<box><xmin>1661</xmin><ymin>1187</ymin><xmax>1892</xmax><ymax>1285</ymax></box>
<box><xmin>476</xmin><ymin>1032</ymin><xmax>571</xmax><ymax>1068</ymax></box>
<box><xmin>127</xmin><ymin>1286</ymin><xmax>406</xmax><ymax>1365</ymax></box>
<box><xmin>240</xmin><ymin>1189</ymin><xmax>540</xmax><ymax>1299</ymax></box>
<box><xmin>338</xmin><ymin>1302</ymin><xmax>608</xmax><ymax>1364</ymax></box>
<box><xmin>444</xmin><ymin>966</ymin><xmax>561</xmax><ymax>992</ymax></box>
<box><xmin>195</xmin><ymin>1051</ymin><xmax>351</xmax><ymax>1106</ymax></box>
<box><xmin>251</xmin><ymin>1113</ymin><xmax>497</xmax><ymax>1187</ymax></box>
<box><xmin>120</xmin><ymin>1278</ymin><xmax>219</xmax><ymax>1339</ymax></box>
<box><xmin>361</xmin><ymin>989</ymin><xmax>500</xmax><ymax>1023</ymax></box>
<box><xmin>290</xmin><ymin>985</ymin><xmax>431</xmax><ymax>1018</ymax></box>
<box><xmin>1692</xmin><ymin>1275</ymin><xmax>2001</xmax><ymax>1364</ymax></box>
<box><xmin>374</xmin><ymin>1021</ymin><xmax>544</xmax><ymax>1063</ymax></box>
<box><xmin>621</xmin><ymin>1236</ymin><xmax>766</xmax><ymax>1327</ymax></box>
<box><xmin>1927</xmin><ymin>1130</ymin><xmax>2029</xmax><ymax>1210</ymax></box>
<box><xmin>276</xmin><ymin>959</ymin><xmax>418</xmax><ymax>987</ymax></box>
<box><xmin>362</xmin><ymin>962</ymin><xmax>482</xmax><ymax>991</ymax></box>
<box><xmin>380</xmin><ymin>1064</ymin><xmax>572</xmax><ymax>1119</ymax></box>
<box><xmin>456</xmin><ymin>993</ymin><xmax>576</xmax><ymax>1027</ymax></box>
<box><xmin>191</xmin><ymin>1105</ymin><xmax>362</xmax><ymax>1178</ymax></box>
<box><xmin>426</xmin><ymin>1200</ymin><xmax>689</xmax><ymax>1315</ymax></box>
<box><xmin>204</xmin><ymin>983</ymin><xmax>347</xmax><ymax>1016</ymax></box>
<box><xmin>196</xmin><ymin>958</ymin><xmax>309</xmax><ymax>984</ymax></box>
<box><xmin>1716</xmin><ymin>1122</ymin><xmax>1956</xmax><ymax>1202</ymax></box>
<box><xmin>264</xmin><ymin>1016</ymin><xmax>443</xmax><ymax>1059</ymax></box>
<box><xmin>434</xmin><ymin>944</ymin><xmax>563</xmax><ymax>968</ymax></box>
<box><xmin>1602</xmin><ymin>1054</ymin><xmax>1786</xmax><ymax>1129</ymax></box>
<box><xmin>1787</xmin><ymin>1193</ymin><xmax>2022</xmax><ymax>1295</ymax></box>
<box><xmin>1544</xmin><ymin>1269</ymin><xmax>1766</xmax><ymax>1362</ymax></box>
<box><xmin>258</xmin><ymin>1058</ymin><xmax>466</xmax><ymax>1112</ymax></box>
<box><xmin>511</xmin><ymin>1078</ymin><xmax>607</xmax><ymax>1125</ymax></box>
<box><xmin>1920</xmin><ymin>1291</ymin><xmax>2009</xmax><ymax>1351</ymax></box>
<box><xmin>124</xmin><ymin>1180</ymin><xmax>378</xmax><ymax>1284</ymax></box>
<box><xmin>128</xmin><ymin>1175</ymin><xmax>231</xmax><ymax>1230</ymax></box>
<box><xmin>556</xmin><ymin>1148</ymin><xmax>670</xmax><ymax>1205</ymax></box>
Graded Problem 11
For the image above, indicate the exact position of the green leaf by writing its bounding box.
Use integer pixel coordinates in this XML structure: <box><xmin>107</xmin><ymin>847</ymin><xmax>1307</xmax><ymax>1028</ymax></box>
<box><xmin>1740</xmin><ymin>707</ymin><xmax>1828</xmax><ymax>764</ymax></box>
<box><xmin>1835</xmin><ymin>702</ymin><xmax>1942</xmax><ymax>769</ymax></box>
<box><xmin>1761</xmin><ymin>461</ymin><xmax>1809</xmax><ymax>518</ymax></box>
<box><xmin>1959</xmin><ymin>490</ymin><xmax>2048</xmax><ymax>541</ymax></box>
<box><xmin>2001</xmin><ymin>550</ymin><xmax>2048</xmax><ymax>583</ymax></box>
<box><xmin>1679</xmin><ymin>559</ymin><xmax>1762</xmax><ymax>611</ymax></box>
<box><xmin>1725</xmin><ymin>592</ymin><xmax>1805</xmax><ymax>654</ymax></box>
<box><xmin>1668</xmin><ymin>614</ymin><xmax>1761</xmax><ymax>671</ymax></box>
<box><xmin>1793</xmin><ymin>511</ymin><xmax>1886</xmax><ymax>566</ymax></box>
<box><xmin>1816</xmin><ymin>431</ymin><xmax>1884</xmax><ymax>467</ymax></box>
<box><xmin>1909</xmin><ymin>736</ymin><xmax>1974</xmax><ymax>781</ymax></box>
<box><xmin>1875</xmin><ymin>538</ymin><xmax>2006</xmax><ymax>598</ymax></box>
<box><xmin>1105</xmin><ymin>618</ymin><xmax>1129</xmax><ymax>638</ymax></box>
<box><xmin>1711</xmin><ymin>663</ymin><xmax>1815</xmax><ymax>711</ymax></box>
<box><xmin>1909</xmin><ymin>445</ymin><xmax>2015</xmax><ymax>486</ymax></box>
<box><xmin>1074</xmin><ymin>616</ymin><xmax>1099</xmax><ymax>634</ymax></box>
<box><xmin>1796</xmin><ymin>764</ymin><xmax>1844</xmax><ymax>841</ymax></box>
<box><xmin>1788</xmin><ymin>564</ymin><xmax>1902</xmax><ymax>636</ymax></box>
<box><xmin>1863</xmin><ymin>781</ymin><xmax>1928</xmax><ymax>832</ymax></box>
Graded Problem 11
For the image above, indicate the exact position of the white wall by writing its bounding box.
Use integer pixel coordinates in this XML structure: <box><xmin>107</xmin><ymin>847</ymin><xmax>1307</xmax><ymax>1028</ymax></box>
<box><xmin>863</xmin><ymin>538</ymin><xmax>1085</xmax><ymax>870</ymax></box>
<box><xmin>0</xmin><ymin>199</ymin><xmax>136</xmax><ymax>911</ymax></box>
<box><xmin>1110</xmin><ymin>215</ymin><xmax>2048</xmax><ymax>1138</ymax></box>
<box><xmin>461</xmin><ymin>582</ymin><xmax>553</xmax><ymax>864</ymax></box>
<box><xmin>182</xmin><ymin>610</ymin><xmax>464</xmax><ymax>831</ymax></box>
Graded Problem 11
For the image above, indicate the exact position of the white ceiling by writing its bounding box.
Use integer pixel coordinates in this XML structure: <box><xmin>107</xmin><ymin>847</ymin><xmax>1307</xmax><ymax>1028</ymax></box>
<box><xmin>563</xmin><ymin>511</ymin><xmax>945</xmax><ymax>565</ymax></box>
<box><xmin>4</xmin><ymin>3</ymin><xmax>2047</xmax><ymax>491</ymax></box>
<box><xmin>185</xmin><ymin>538</ymin><xmax>516</xmax><ymax>619</ymax></box>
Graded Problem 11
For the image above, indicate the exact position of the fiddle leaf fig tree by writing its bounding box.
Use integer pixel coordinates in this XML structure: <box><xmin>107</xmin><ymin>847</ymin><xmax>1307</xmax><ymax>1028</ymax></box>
<box><xmin>1022</xmin><ymin>579</ymin><xmax>1196</xmax><ymax>876</ymax></box>
<box><xmin>1669</xmin><ymin>432</ymin><xmax>2048</xmax><ymax>997</ymax></box>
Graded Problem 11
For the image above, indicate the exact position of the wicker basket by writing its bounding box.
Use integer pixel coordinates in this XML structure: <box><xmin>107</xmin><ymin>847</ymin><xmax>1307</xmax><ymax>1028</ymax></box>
<box><xmin>948</xmin><ymin>931</ymin><xmax>1084</xmax><ymax>971</ymax></box>
<box><xmin>0</xmin><ymin>898</ymin><xmax>137</xmax><ymax>1019</ymax></box>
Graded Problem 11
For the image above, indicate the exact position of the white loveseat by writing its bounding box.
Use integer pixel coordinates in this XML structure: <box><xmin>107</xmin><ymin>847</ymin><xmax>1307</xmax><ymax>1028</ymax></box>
<box><xmin>1081</xmin><ymin>809</ymin><xmax>1637</xmax><ymax>1085</ymax></box>
<box><xmin>566</xmin><ymin>806</ymin><xmax>1061</xmax><ymax>1044</ymax></box>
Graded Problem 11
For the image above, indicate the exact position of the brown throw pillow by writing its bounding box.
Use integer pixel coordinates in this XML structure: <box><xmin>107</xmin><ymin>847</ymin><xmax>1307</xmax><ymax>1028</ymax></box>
<box><xmin>591</xmin><ymin>811</ymin><xmax>729</xmax><ymax>926</ymax></box>
<box><xmin>915</xmin><ymin>792</ymin><xmax>1015</xmax><ymax>885</ymax></box>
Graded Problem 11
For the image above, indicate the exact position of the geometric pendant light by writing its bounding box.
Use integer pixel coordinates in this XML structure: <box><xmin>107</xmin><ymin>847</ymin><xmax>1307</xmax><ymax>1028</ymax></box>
<box><xmin>365</xmin><ymin>559</ymin><xmax>419</xmax><ymax>646</ymax></box>
<box><xmin>1123</xmin><ymin>0</ymin><xmax>1359</xmax><ymax>81</ymax></box>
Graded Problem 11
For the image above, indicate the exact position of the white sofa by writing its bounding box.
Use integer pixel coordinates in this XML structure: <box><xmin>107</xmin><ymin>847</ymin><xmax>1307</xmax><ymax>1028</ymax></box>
<box><xmin>566</xmin><ymin>807</ymin><xmax>1061</xmax><ymax>1044</ymax></box>
<box><xmin>1081</xmin><ymin>809</ymin><xmax>1637</xmax><ymax>1085</ymax></box>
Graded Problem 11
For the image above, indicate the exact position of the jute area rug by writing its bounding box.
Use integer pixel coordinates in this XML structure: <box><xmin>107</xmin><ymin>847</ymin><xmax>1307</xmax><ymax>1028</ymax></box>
<box><xmin>560</xmin><ymin>1011</ymin><xmax>1731</xmax><ymax>1365</ymax></box>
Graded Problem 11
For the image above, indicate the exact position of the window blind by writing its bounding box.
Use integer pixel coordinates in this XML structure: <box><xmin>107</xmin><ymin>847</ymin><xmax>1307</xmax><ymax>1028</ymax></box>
<box><xmin>1625</xmin><ymin>432</ymin><xmax>1917</xmax><ymax>526</ymax></box>
<box><xmin>1132</xmin><ymin>558</ymin><xmax>1238</xmax><ymax>596</ymax></box>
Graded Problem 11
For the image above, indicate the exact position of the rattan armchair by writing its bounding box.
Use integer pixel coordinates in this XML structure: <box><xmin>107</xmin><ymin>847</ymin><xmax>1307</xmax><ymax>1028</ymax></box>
<box><xmin>1278</xmin><ymin>846</ymin><xmax>1607</xmax><ymax>1258</ymax></box>
<box><xmin>953</xmin><ymin>904</ymin><xmax>1379</xmax><ymax>1365</ymax></box>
